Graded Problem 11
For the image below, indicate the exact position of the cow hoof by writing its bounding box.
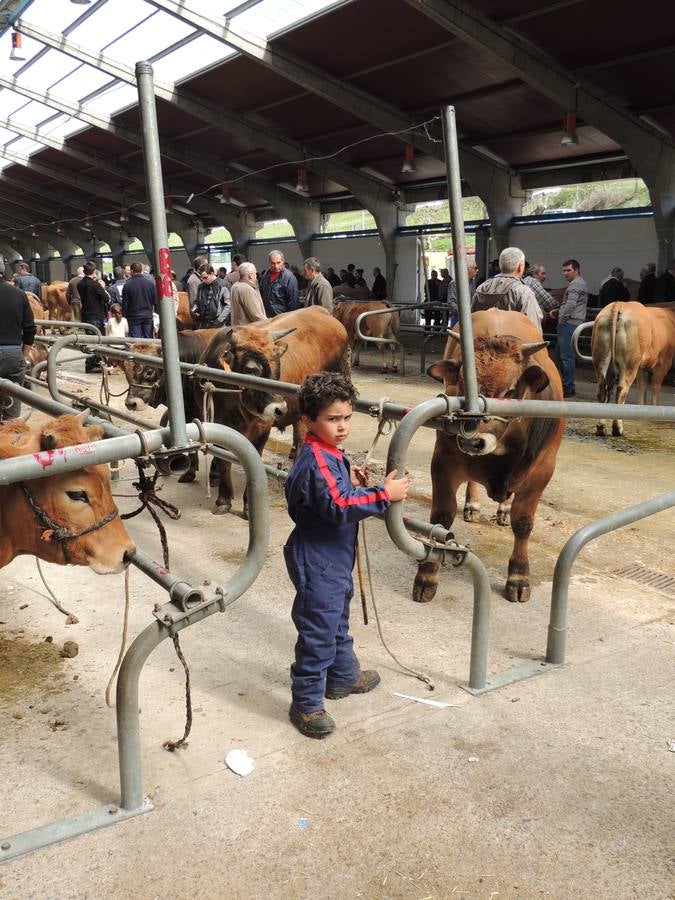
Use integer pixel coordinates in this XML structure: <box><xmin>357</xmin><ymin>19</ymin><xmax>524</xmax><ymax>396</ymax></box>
<box><xmin>212</xmin><ymin>502</ymin><xmax>232</xmax><ymax>516</ymax></box>
<box><xmin>496</xmin><ymin>510</ymin><xmax>510</xmax><ymax>527</ymax></box>
<box><xmin>353</xmin><ymin>361</ymin><xmax>360</xmax><ymax>367</ymax></box>
<box><xmin>611</xmin><ymin>424</ymin><xmax>623</xmax><ymax>437</ymax></box>
<box><xmin>504</xmin><ymin>580</ymin><xmax>530</xmax><ymax>603</ymax></box>
<box><xmin>463</xmin><ymin>505</ymin><xmax>480</xmax><ymax>523</ymax></box>
<box><xmin>595</xmin><ymin>424</ymin><xmax>607</xmax><ymax>437</ymax></box>
<box><xmin>412</xmin><ymin>580</ymin><xmax>438</xmax><ymax>603</ymax></box>
<box><xmin>178</xmin><ymin>471</ymin><xmax>196</xmax><ymax>484</ymax></box>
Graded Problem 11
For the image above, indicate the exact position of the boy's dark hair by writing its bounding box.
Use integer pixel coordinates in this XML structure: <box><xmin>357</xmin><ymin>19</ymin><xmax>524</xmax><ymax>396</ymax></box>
<box><xmin>298</xmin><ymin>372</ymin><xmax>358</xmax><ymax>421</ymax></box>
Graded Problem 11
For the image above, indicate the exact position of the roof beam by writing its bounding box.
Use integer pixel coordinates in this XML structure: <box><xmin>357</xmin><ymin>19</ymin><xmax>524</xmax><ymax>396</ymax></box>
<box><xmin>147</xmin><ymin>0</ymin><xmax>441</xmax><ymax>159</ymax></box>
<box><xmin>13</xmin><ymin>18</ymin><xmax>393</xmax><ymax>203</ymax></box>
<box><xmin>403</xmin><ymin>0</ymin><xmax>675</xmax><ymax>162</ymax></box>
<box><xmin>0</xmin><ymin>75</ymin><xmax>324</xmax><ymax>220</ymax></box>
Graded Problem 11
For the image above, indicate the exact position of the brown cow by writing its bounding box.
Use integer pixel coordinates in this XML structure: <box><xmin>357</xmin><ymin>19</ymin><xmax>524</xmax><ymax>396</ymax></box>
<box><xmin>25</xmin><ymin>291</ymin><xmax>46</xmax><ymax>332</ymax></box>
<box><xmin>45</xmin><ymin>281</ymin><xmax>74</xmax><ymax>324</ymax></box>
<box><xmin>122</xmin><ymin>328</ymin><xmax>222</xmax><ymax>482</ymax></box>
<box><xmin>333</xmin><ymin>299</ymin><xmax>400</xmax><ymax>373</ymax></box>
<box><xmin>176</xmin><ymin>291</ymin><xmax>192</xmax><ymax>329</ymax></box>
<box><xmin>592</xmin><ymin>301</ymin><xmax>675</xmax><ymax>436</ymax></box>
<box><xmin>0</xmin><ymin>412</ymin><xmax>135</xmax><ymax>572</ymax></box>
<box><xmin>332</xmin><ymin>283</ymin><xmax>371</xmax><ymax>300</ymax></box>
<box><xmin>197</xmin><ymin>306</ymin><xmax>350</xmax><ymax>515</ymax></box>
<box><xmin>417</xmin><ymin>309</ymin><xmax>565</xmax><ymax>603</ymax></box>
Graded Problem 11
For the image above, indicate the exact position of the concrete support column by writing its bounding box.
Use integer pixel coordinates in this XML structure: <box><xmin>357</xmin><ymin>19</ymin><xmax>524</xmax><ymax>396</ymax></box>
<box><xmin>474</xmin><ymin>224</ymin><xmax>490</xmax><ymax>276</ymax></box>
<box><xmin>285</xmin><ymin>205</ymin><xmax>321</xmax><ymax>261</ymax></box>
<box><xmin>640</xmin><ymin>147</ymin><xmax>675</xmax><ymax>272</ymax></box>
<box><xmin>228</xmin><ymin>211</ymin><xmax>261</xmax><ymax>257</ymax></box>
<box><xmin>358</xmin><ymin>189</ymin><xmax>401</xmax><ymax>299</ymax></box>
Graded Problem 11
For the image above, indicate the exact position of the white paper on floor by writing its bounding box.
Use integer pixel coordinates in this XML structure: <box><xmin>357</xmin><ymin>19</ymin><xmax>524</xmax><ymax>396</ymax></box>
<box><xmin>225</xmin><ymin>748</ymin><xmax>255</xmax><ymax>776</ymax></box>
<box><xmin>393</xmin><ymin>692</ymin><xmax>463</xmax><ymax>709</ymax></box>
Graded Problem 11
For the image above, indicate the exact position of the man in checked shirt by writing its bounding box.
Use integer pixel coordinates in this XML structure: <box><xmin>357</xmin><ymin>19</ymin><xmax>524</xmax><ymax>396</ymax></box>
<box><xmin>523</xmin><ymin>263</ymin><xmax>559</xmax><ymax>318</ymax></box>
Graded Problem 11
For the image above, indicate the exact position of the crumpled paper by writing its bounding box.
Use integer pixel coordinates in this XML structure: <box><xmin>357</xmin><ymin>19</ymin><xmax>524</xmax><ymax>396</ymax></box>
<box><xmin>225</xmin><ymin>748</ymin><xmax>255</xmax><ymax>777</ymax></box>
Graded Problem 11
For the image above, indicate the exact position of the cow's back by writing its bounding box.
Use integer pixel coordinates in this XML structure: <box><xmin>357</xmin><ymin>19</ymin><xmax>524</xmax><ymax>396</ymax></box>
<box><xmin>268</xmin><ymin>306</ymin><xmax>350</xmax><ymax>377</ymax></box>
<box><xmin>334</xmin><ymin>299</ymin><xmax>398</xmax><ymax>341</ymax></box>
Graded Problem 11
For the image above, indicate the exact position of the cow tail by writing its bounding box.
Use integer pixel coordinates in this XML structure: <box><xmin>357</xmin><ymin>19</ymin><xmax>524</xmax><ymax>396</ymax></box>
<box><xmin>608</xmin><ymin>302</ymin><xmax>622</xmax><ymax>398</ymax></box>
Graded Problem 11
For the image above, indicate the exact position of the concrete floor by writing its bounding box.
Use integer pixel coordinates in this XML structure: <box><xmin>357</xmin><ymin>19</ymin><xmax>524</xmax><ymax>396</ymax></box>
<box><xmin>0</xmin><ymin>346</ymin><xmax>673</xmax><ymax>899</ymax></box>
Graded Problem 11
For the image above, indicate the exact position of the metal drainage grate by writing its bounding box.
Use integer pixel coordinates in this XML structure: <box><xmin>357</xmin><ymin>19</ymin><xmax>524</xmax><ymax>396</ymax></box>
<box><xmin>612</xmin><ymin>564</ymin><xmax>675</xmax><ymax>596</ymax></box>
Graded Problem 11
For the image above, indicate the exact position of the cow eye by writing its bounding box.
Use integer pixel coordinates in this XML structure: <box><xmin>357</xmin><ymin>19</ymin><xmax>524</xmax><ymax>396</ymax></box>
<box><xmin>66</xmin><ymin>490</ymin><xmax>89</xmax><ymax>503</ymax></box>
<box><xmin>143</xmin><ymin>367</ymin><xmax>156</xmax><ymax>379</ymax></box>
<box><xmin>504</xmin><ymin>388</ymin><xmax>518</xmax><ymax>399</ymax></box>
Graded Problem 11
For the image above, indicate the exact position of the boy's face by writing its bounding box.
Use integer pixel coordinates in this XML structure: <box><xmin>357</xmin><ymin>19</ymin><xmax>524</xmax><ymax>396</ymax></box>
<box><xmin>303</xmin><ymin>400</ymin><xmax>353</xmax><ymax>447</ymax></box>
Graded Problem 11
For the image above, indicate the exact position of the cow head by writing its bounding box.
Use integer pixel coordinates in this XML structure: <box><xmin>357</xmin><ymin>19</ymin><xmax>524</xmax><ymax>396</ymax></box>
<box><xmin>123</xmin><ymin>344</ymin><xmax>163</xmax><ymax>410</ymax></box>
<box><xmin>218</xmin><ymin>326</ymin><xmax>295</xmax><ymax>424</ymax></box>
<box><xmin>0</xmin><ymin>412</ymin><xmax>135</xmax><ymax>573</ymax></box>
<box><xmin>427</xmin><ymin>332</ymin><xmax>549</xmax><ymax>456</ymax></box>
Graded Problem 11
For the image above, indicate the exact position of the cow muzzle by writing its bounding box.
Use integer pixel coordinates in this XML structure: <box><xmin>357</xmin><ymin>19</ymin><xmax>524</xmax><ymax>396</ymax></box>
<box><xmin>125</xmin><ymin>394</ymin><xmax>147</xmax><ymax>411</ymax></box>
<box><xmin>456</xmin><ymin>432</ymin><xmax>499</xmax><ymax>456</ymax></box>
<box><xmin>262</xmin><ymin>399</ymin><xmax>288</xmax><ymax>423</ymax></box>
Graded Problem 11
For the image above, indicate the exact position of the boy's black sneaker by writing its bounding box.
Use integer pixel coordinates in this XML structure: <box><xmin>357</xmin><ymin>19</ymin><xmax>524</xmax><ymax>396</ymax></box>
<box><xmin>289</xmin><ymin>704</ymin><xmax>335</xmax><ymax>738</ymax></box>
<box><xmin>325</xmin><ymin>669</ymin><xmax>381</xmax><ymax>700</ymax></box>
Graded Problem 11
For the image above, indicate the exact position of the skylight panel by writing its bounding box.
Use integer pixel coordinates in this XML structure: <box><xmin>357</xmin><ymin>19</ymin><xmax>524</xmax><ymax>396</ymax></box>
<box><xmin>15</xmin><ymin>49</ymin><xmax>79</xmax><ymax>93</ymax></box>
<box><xmin>50</xmin><ymin>63</ymin><xmax>113</xmax><ymax>104</ymax></box>
<box><xmin>4</xmin><ymin>137</ymin><xmax>44</xmax><ymax>156</ymax></box>
<box><xmin>51</xmin><ymin>0</ymin><xmax>155</xmax><ymax>49</ymax></box>
<box><xmin>152</xmin><ymin>34</ymin><xmax>237</xmax><ymax>85</ymax></box>
<box><xmin>84</xmin><ymin>83</ymin><xmax>138</xmax><ymax>118</ymax></box>
<box><xmin>18</xmin><ymin>0</ymin><xmax>88</xmax><ymax>36</ymax></box>
<box><xmin>9</xmin><ymin>100</ymin><xmax>61</xmax><ymax>127</ymax></box>
<box><xmin>0</xmin><ymin>127</ymin><xmax>19</xmax><ymax>144</ymax></box>
<box><xmin>104</xmin><ymin>11</ymin><xmax>195</xmax><ymax>70</ymax></box>
<box><xmin>40</xmin><ymin>114</ymin><xmax>88</xmax><ymax>141</ymax></box>
<box><xmin>234</xmin><ymin>0</ymin><xmax>342</xmax><ymax>38</ymax></box>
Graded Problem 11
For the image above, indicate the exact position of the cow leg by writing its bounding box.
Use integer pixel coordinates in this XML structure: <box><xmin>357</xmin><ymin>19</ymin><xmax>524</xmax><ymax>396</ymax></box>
<box><xmin>390</xmin><ymin>341</ymin><xmax>398</xmax><ymax>373</ymax></box>
<box><xmin>178</xmin><ymin>450</ymin><xmax>199</xmax><ymax>483</ymax></box>
<box><xmin>213</xmin><ymin>458</ymin><xmax>233</xmax><ymax>515</ymax></box>
<box><xmin>413</xmin><ymin>449</ymin><xmax>459</xmax><ymax>603</ymax></box>
<box><xmin>504</xmin><ymin>488</ymin><xmax>542</xmax><ymax>602</ymax></box>
<box><xmin>353</xmin><ymin>339</ymin><xmax>361</xmax><ymax>367</ymax></box>
<box><xmin>612</xmin><ymin>370</ymin><xmax>636</xmax><ymax>436</ymax></box>
<box><xmin>649</xmin><ymin>358</ymin><xmax>671</xmax><ymax>406</ymax></box>
<box><xmin>209</xmin><ymin>457</ymin><xmax>220</xmax><ymax>484</ymax></box>
<box><xmin>463</xmin><ymin>481</ymin><xmax>481</xmax><ymax>522</ymax></box>
<box><xmin>242</xmin><ymin>432</ymin><xmax>269</xmax><ymax>520</ymax></box>
<box><xmin>595</xmin><ymin>374</ymin><xmax>609</xmax><ymax>437</ymax></box>
<box><xmin>496</xmin><ymin>496</ymin><xmax>512</xmax><ymax>526</ymax></box>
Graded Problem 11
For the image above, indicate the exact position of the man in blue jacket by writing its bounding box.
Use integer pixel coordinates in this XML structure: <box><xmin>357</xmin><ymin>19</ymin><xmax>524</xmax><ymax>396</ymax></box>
<box><xmin>259</xmin><ymin>250</ymin><xmax>300</xmax><ymax>317</ymax></box>
<box><xmin>122</xmin><ymin>261</ymin><xmax>157</xmax><ymax>337</ymax></box>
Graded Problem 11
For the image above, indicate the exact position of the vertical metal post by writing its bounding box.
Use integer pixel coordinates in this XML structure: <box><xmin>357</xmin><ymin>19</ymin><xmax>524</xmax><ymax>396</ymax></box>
<box><xmin>441</xmin><ymin>105</ymin><xmax>480</xmax><ymax>414</ymax></box>
<box><xmin>135</xmin><ymin>60</ymin><xmax>188</xmax><ymax>449</ymax></box>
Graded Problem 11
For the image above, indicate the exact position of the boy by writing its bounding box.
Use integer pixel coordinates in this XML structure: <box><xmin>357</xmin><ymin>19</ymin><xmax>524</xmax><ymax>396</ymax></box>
<box><xmin>284</xmin><ymin>373</ymin><xmax>409</xmax><ymax>738</ymax></box>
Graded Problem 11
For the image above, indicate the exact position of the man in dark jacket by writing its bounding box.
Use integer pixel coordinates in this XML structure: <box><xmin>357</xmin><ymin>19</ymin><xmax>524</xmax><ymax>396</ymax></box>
<box><xmin>78</xmin><ymin>261</ymin><xmax>111</xmax><ymax>371</ymax></box>
<box><xmin>598</xmin><ymin>267</ymin><xmax>630</xmax><ymax>307</ymax></box>
<box><xmin>122</xmin><ymin>261</ymin><xmax>157</xmax><ymax>338</ymax></box>
<box><xmin>0</xmin><ymin>276</ymin><xmax>36</xmax><ymax>418</ymax></box>
<box><xmin>259</xmin><ymin>250</ymin><xmax>300</xmax><ymax>317</ymax></box>
<box><xmin>193</xmin><ymin>265</ymin><xmax>230</xmax><ymax>328</ymax></box>
<box><xmin>372</xmin><ymin>267</ymin><xmax>387</xmax><ymax>300</ymax></box>
<box><xmin>638</xmin><ymin>263</ymin><xmax>657</xmax><ymax>302</ymax></box>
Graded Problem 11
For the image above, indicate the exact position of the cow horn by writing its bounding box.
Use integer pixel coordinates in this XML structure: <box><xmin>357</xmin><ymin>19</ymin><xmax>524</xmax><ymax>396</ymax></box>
<box><xmin>446</xmin><ymin>330</ymin><xmax>461</xmax><ymax>343</ymax></box>
<box><xmin>271</xmin><ymin>327</ymin><xmax>297</xmax><ymax>341</ymax></box>
<box><xmin>521</xmin><ymin>341</ymin><xmax>549</xmax><ymax>357</ymax></box>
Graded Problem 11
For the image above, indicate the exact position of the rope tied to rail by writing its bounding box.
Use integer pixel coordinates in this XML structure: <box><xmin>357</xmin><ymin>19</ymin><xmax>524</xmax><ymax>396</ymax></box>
<box><xmin>199</xmin><ymin>379</ymin><xmax>242</xmax><ymax>499</ymax></box>
<box><xmin>357</xmin><ymin>397</ymin><xmax>435</xmax><ymax>691</ymax></box>
<box><xmin>99</xmin><ymin>364</ymin><xmax>129</xmax><ymax>407</ymax></box>
<box><xmin>120</xmin><ymin>460</ymin><xmax>180</xmax><ymax>569</ymax></box>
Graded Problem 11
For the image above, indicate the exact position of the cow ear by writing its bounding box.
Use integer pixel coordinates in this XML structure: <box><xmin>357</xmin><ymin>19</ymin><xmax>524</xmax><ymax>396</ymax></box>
<box><xmin>518</xmin><ymin>364</ymin><xmax>549</xmax><ymax>395</ymax></box>
<box><xmin>427</xmin><ymin>359</ymin><xmax>461</xmax><ymax>383</ymax></box>
<box><xmin>0</xmin><ymin>427</ymin><xmax>41</xmax><ymax>458</ymax></box>
<box><xmin>275</xmin><ymin>341</ymin><xmax>290</xmax><ymax>359</ymax></box>
<box><xmin>39</xmin><ymin>431</ymin><xmax>58</xmax><ymax>451</ymax></box>
<box><xmin>86</xmin><ymin>424</ymin><xmax>105</xmax><ymax>442</ymax></box>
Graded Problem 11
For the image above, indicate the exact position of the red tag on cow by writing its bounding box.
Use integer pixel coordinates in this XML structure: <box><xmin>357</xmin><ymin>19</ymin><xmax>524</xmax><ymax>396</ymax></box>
<box><xmin>41</xmin><ymin>529</ymin><xmax>55</xmax><ymax>542</ymax></box>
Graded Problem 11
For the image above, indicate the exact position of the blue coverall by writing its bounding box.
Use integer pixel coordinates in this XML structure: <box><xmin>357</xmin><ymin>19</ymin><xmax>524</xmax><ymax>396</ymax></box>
<box><xmin>284</xmin><ymin>434</ymin><xmax>391</xmax><ymax>713</ymax></box>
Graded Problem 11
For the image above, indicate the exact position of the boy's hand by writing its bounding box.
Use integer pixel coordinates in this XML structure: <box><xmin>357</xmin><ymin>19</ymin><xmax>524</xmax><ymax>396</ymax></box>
<box><xmin>384</xmin><ymin>468</ymin><xmax>409</xmax><ymax>502</ymax></box>
<box><xmin>351</xmin><ymin>464</ymin><xmax>369</xmax><ymax>487</ymax></box>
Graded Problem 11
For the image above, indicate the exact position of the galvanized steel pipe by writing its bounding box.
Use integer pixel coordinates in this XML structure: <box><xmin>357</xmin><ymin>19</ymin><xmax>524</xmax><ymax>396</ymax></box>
<box><xmin>136</xmin><ymin>60</ymin><xmax>188</xmax><ymax>450</ymax></box>
<box><xmin>546</xmin><ymin>489</ymin><xmax>675</xmax><ymax>665</ymax></box>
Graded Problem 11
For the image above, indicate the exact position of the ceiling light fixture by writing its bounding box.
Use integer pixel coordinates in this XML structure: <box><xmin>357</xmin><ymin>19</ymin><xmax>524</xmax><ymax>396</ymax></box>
<box><xmin>560</xmin><ymin>111</ymin><xmax>579</xmax><ymax>146</ymax></box>
<box><xmin>401</xmin><ymin>143</ymin><xmax>416</xmax><ymax>174</ymax></box>
<box><xmin>10</xmin><ymin>32</ymin><xmax>26</xmax><ymax>62</ymax></box>
<box><xmin>215</xmin><ymin>184</ymin><xmax>230</xmax><ymax>204</ymax></box>
<box><xmin>70</xmin><ymin>0</ymin><xmax>93</xmax><ymax>5</ymax></box>
<box><xmin>295</xmin><ymin>166</ymin><xmax>309</xmax><ymax>194</ymax></box>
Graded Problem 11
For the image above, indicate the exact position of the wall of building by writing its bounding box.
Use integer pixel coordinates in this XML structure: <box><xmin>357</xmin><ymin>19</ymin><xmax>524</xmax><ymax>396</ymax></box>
<box><xmin>508</xmin><ymin>216</ymin><xmax>657</xmax><ymax>294</ymax></box>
